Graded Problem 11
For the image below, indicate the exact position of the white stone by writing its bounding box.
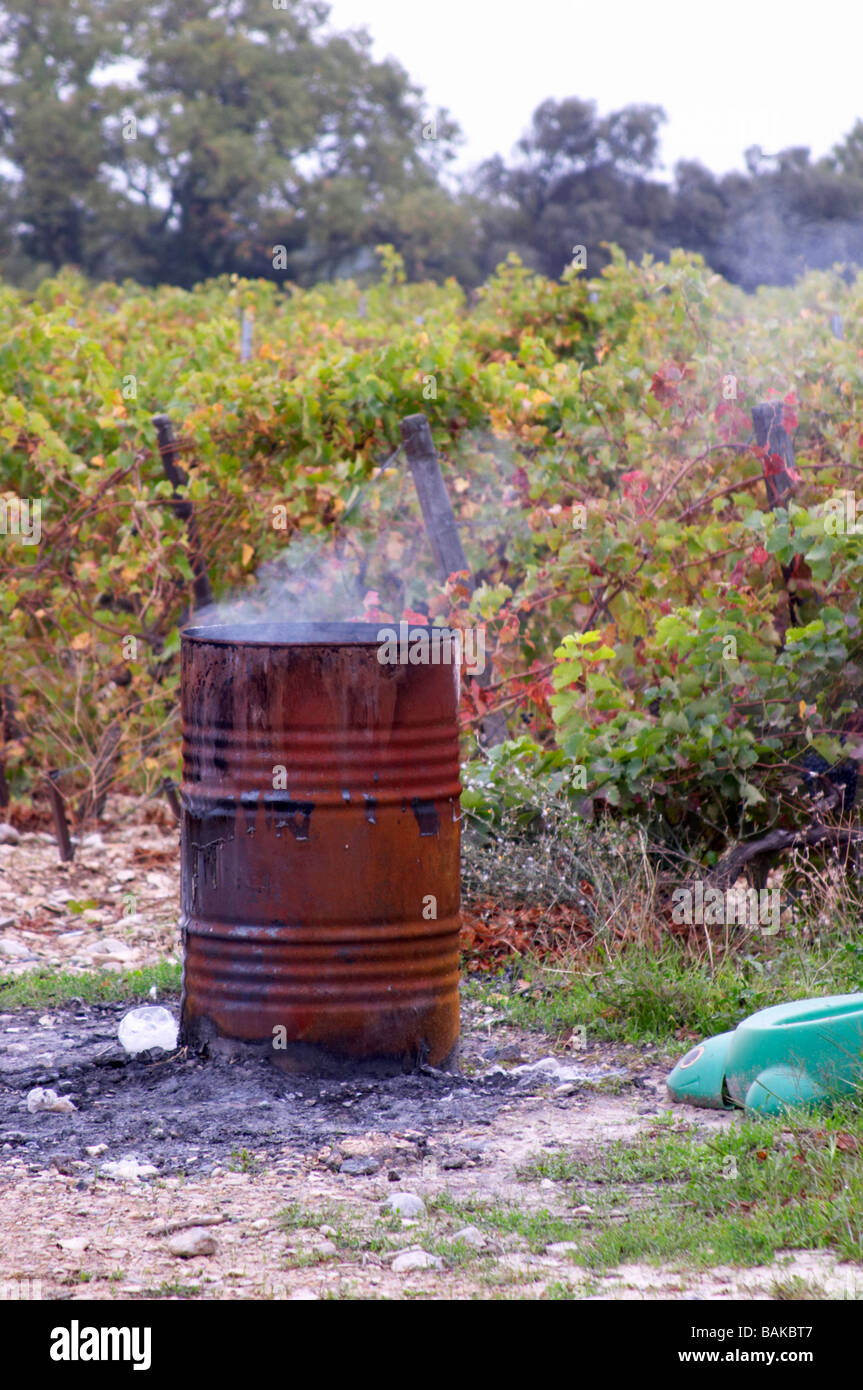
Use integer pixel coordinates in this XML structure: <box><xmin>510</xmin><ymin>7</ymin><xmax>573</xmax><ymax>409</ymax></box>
<box><xmin>392</xmin><ymin>1249</ymin><xmax>442</xmax><ymax>1273</ymax></box>
<box><xmin>167</xmin><ymin>1228</ymin><xmax>218</xmax><ymax>1258</ymax></box>
<box><xmin>383</xmin><ymin>1192</ymin><xmax>426</xmax><ymax>1219</ymax></box>
<box><xmin>58</xmin><ymin>1236</ymin><xmax>90</xmax><ymax>1253</ymax></box>
<box><xmin>454</xmin><ymin>1226</ymin><xmax>486</xmax><ymax>1248</ymax></box>
<box><xmin>0</xmin><ymin>938</ymin><xmax>33</xmax><ymax>959</ymax></box>
<box><xmin>85</xmin><ymin>937</ymin><xmax>133</xmax><ymax>957</ymax></box>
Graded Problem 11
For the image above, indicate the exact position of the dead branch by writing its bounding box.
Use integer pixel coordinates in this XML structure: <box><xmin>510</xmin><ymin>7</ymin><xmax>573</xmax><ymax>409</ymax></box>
<box><xmin>704</xmin><ymin>824</ymin><xmax>863</xmax><ymax>891</ymax></box>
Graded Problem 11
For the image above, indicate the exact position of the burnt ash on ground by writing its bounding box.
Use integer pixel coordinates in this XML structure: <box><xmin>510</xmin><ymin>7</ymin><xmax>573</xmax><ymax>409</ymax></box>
<box><xmin>0</xmin><ymin>1001</ymin><xmax>601</xmax><ymax>1178</ymax></box>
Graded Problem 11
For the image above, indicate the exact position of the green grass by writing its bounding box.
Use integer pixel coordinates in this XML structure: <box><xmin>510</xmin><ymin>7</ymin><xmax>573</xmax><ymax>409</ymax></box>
<box><xmin>519</xmin><ymin>1114</ymin><xmax>704</xmax><ymax>1186</ymax></box>
<box><xmin>128</xmin><ymin>1105</ymin><xmax>863</xmax><ymax>1292</ymax></box>
<box><xmin>463</xmin><ymin>937</ymin><xmax>863</xmax><ymax>1048</ymax></box>
<box><xmin>769</xmin><ymin>1275</ymin><xmax>832</xmax><ymax>1300</ymax></box>
<box><xmin>432</xmin><ymin>1103</ymin><xmax>863</xmax><ymax>1273</ymax></box>
<box><xmin>543</xmin><ymin>1277</ymin><xmax>601</xmax><ymax>1299</ymax></box>
<box><xmin>277</xmin><ymin>1198</ymin><xmax>499</xmax><ymax>1275</ymax></box>
<box><xmin>279</xmin><ymin>1200</ymin><xmax>401</xmax><ymax>1257</ymax></box>
<box><xmin>279</xmin><ymin>1200</ymin><xmax>342</xmax><ymax>1233</ymax></box>
<box><xmin>0</xmin><ymin>961</ymin><xmax>181</xmax><ymax>1009</ymax></box>
<box><xmin>428</xmin><ymin>1190</ymin><xmax>594</xmax><ymax>1252</ymax></box>
<box><xmin>141</xmin><ymin>1280</ymin><xmax>202</xmax><ymax>1299</ymax></box>
<box><xmin>227</xmin><ymin>1148</ymin><xmax>261</xmax><ymax>1174</ymax></box>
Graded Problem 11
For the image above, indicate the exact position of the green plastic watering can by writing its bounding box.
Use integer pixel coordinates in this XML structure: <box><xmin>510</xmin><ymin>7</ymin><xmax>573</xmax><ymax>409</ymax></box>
<box><xmin>666</xmin><ymin>993</ymin><xmax>863</xmax><ymax>1116</ymax></box>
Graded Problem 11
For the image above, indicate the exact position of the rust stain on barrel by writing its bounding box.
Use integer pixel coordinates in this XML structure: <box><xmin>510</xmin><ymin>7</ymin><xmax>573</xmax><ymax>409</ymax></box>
<box><xmin>179</xmin><ymin>622</ymin><xmax>462</xmax><ymax>1071</ymax></box>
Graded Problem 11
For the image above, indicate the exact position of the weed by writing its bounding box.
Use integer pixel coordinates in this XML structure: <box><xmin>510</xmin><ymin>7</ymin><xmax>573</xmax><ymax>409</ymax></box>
<box><xmin>228</xmin><ymin>1148</ymin><xmax>260</xmax><ymax>1174</ymax></box>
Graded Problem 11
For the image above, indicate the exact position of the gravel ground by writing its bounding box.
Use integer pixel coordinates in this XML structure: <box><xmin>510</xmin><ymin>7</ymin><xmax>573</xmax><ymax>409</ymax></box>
<box><xmin>2</xmin><ymin>799</ymin><xmax>863</xmax><ymax>1301</ymax></box>
<box><xmin>3</xmin><ymin>1017</ymin><xmax>860</xmax><ymax>1301</ymax></box>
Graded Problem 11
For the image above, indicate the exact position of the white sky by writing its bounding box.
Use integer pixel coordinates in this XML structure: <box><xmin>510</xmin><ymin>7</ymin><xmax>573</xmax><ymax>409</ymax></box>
<box><xmin>324</xmin><ymin>0</ymin><xmax>863</xmax><ymax>179</ymax></box>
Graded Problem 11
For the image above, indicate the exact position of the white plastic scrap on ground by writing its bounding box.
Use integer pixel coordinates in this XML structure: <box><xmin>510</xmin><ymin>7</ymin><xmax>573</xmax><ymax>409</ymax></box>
<box><xmin>25</xmin><ymin>1087</ymin><xmax>77</xmax><ymax>1114</ymax></box>
<box><xmin>117</xmin><ymin>1005</ymin><xmax>178</xmax><ymax>1055</ymax></box>
<box><xmin>503</xmin><ymin>1055</ymin><xmax>630</xmax><ymax>1086</ymax></box>
<box><xmin>100</xmin><ymin>1156</ymin><xmax>159</xmax><ymax>1182</ymax></box>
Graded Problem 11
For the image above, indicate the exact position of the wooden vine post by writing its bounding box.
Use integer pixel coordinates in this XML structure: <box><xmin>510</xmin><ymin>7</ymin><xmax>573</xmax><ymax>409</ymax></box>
<box><xmin>152</xmin><ymin>413</ymin><xmax>215</xmax><ymax>612</ymax></box>
<box><xmin>751</xmin><ymin>400</ymin><xmax>800</xmax><ymax>627</ymax></box>
<box><xmin>751</xmin><ymin>401</ymin><xmax>796</xmax><ymax>513</ymax></box>
<box><xmin>45</xmin><ymin>771</ymin><xmax>74</xmax><ymax>863</ymax></box>
<box><xmin>0</xmin><ymin>686</ymin><xmax>21</xmax><ymax>810</ymax></box>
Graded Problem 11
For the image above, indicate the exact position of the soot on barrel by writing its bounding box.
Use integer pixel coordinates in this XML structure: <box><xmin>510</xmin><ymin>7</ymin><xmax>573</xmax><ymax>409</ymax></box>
<box><xmin>179</xmin><ymin>623</ymin><xmax>462</xmax><ymax>1075</ymax></box>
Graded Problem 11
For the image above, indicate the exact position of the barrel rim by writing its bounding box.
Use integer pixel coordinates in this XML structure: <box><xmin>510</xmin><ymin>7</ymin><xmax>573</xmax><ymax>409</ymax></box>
<box><xmin>182</xmin><ymin>621</ymin><xmax>458</xmax><ymax>646</ymax></box>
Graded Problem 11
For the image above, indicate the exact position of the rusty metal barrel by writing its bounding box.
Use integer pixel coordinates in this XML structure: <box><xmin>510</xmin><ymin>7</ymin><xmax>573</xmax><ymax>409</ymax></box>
<box><xmin>179</xmin><ymin>622</ymin><xmax>462</xmax><ymax>1072</ymax></box>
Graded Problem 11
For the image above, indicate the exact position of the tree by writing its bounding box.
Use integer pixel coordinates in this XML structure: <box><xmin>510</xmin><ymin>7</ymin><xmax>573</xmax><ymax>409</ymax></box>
<box><xmin>0</xmin><ymin>0</ymin><xmax>134</xmax><ymax>279</ymax></box>
<box><xmin>471</xmin><ymin>97</ymin><xmax>671</xmax><ymax>280</ymax></box>
<box><xmin>0</xmin><ymin>0</ymin><xmax>473</xmax><ymax>286</ymax></box>
<box><xmin>705</xmin><ymin>144</ymin><xmax>863</xmax><ymax>291</ymax></box>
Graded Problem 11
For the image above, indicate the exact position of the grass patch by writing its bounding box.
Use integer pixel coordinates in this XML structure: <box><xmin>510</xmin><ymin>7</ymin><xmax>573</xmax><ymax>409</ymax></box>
<box><xmin>442</xmin><ymin>1104</ymin><xmax>863</xmax><ymax>1273</ymax></box>
<box><xmin>278</xmin><ymin>1200</ymin><xmax>401</xmax><ymax>1257</ymax></box>
<box><xmin>142</xmin><ymin>1281</ymin><xmax>201</xmax><ymax>1299</ymax></box>
<box><xmin>520</xmin><ymin>1113</ymin><xmax>704</xmax><ymax>1185</ymax></box>
<box><xmin>277</xmin><ymin>1198</ymin><xmax>496</xmax><ymax>1273</ymax></box>
<box><xmin>428</xmin><ymin>1191</ymin><xmax>591</xmax><ymax>1252</ymax></box>
<box><xmin>227</xmin><ymin>1148</ymin><xmax>262</xmax><ymax>1174</ymax></box>
<box><xmin>462</xmin><ymin>749</ymin><xmax>863</xmax><ymax>1051</ymax></box>
<box><xmin>463</xmin><ymin>937</ymin><xmax>863</xmax><ymax>1048</ymax></box>
<box><xmin>422</xmin><ymin>1236</ymin><xmax>492</xmax><ymax>1269</ymax></box>
<box><xmin>543</xmin><ymin>1277</ymin><xmax>600</xmax><ymax>1299</ymax></box>
<box><xmin>279</xmin><ymin>1201</ymin><xmax>335</xmax><ymax>1233</ymax></box>
<box><xmin>769</xmin><ymin>1275</ymin><xmax>832</xmax><ymax>1300</ymax></box>
<box><xmin>0</xmin><ymin>961</ymin><xmax>182</xmax><ymax>1010</ymax></box>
